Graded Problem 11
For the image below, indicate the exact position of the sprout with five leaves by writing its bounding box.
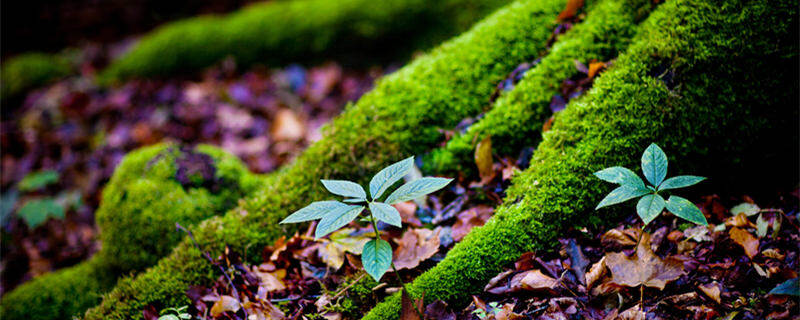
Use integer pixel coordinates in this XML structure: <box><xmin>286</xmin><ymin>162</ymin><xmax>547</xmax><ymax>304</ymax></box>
<box><xmin>595</xmin><ymin>143</ymin><xmax>707</xmax><ymax>226</ymax></box>
<box><xmin>280</xmin><ymin>156</ymin><xmax>452</xmax><ymax>281</ymax></box>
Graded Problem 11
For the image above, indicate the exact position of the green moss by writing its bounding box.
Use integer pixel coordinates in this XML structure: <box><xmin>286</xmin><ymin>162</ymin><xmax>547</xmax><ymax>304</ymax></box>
<box><xmin>1</xmin><ymin>52</ymin><xmax>72</xmax><ymax>101</ymax></box>
<box><xmin>98</xmin><ymin>0</ymin><xmax>511</xmax><ymax>83</ymax></box>
<box><xmin>85</xmin><ymin>1</ymin><xmax>568</xmax><ymax>317</ymax></box>
<box><xmin>424</xmin><ymin>0</ymin><xmax>649</xmax><ymax>175</ymax></box>
<box><xmin>0</xmin><ymin>143</ymin><xmax>258</xmax><ymax>320</ymax></box>
<box><xmin>365</xmin><ymin>0</ymin><xmax>798</xmax><ymax>317</ymax></box>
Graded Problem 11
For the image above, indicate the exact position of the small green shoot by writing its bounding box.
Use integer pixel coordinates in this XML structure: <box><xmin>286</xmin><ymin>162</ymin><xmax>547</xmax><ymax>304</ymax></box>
<box><xmin>595</xmin><ymin>143</ymin><xmax>707</xmax><ymax>226</ymax></box>
<box><xmin>157</xmin><ymin>305</ymin><xmax>191</xmax><ymax>320</ymax></box>
<box><xmin>280</xmin><ymin>156</ymin><xmax>452</xmax><ymax>281</ymax></box>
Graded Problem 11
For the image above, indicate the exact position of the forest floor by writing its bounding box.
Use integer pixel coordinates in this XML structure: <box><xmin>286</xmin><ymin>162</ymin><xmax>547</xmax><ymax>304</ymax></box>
<box><xmin>0</xmin><ymin>43</ymin><xmax>388</xmax><ymax>293</ymax></box>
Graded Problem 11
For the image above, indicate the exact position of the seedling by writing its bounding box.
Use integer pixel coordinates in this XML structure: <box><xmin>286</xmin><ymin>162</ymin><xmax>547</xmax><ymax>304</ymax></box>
<box><xmin>595</xmin><ymin>143</ymin><xmax>707</xmax><ymax>226</ymax></box>
<box><xmin>280</xmin><ymin>156</ymin><xmax>452</xmax><ymax>281</ymax></box>
<box><xmin>157</xmin><ymin>305</ymin><xmax>191</xmax><ymax>320</ymax></box>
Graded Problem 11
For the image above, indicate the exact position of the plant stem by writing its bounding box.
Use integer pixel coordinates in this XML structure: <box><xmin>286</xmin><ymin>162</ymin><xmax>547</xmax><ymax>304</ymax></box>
<box><xmin>367</xmin><ymin>206</ymin><xmax>425</xmax><ymax>319</ymax></box>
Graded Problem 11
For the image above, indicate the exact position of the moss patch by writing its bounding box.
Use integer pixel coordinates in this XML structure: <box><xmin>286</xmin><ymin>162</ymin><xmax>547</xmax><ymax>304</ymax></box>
<box><xmin>365</xmin><ymin>0</ymin><xmax>798</xmax><ymax>317</ymax></box>
<box><xmin>1</xmin><ymin>52</ymin><xmax>72</xmax><ymax>101</ymax></box>
<box><xmin>98</xmin><ymin>0</ymin><xmax>512</xmax><ymax>82</ymax></box>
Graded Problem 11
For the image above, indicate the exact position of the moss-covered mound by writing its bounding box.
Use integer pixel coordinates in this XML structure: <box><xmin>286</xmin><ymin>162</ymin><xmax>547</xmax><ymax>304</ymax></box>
<box><xmin>0</xmin><ymin>52</ymin><xmax>72</xmax><ymax>101</ymax></box>
<box><xmin>0</xmin><ymin>143</ymin><xmax>259</xmax><ymax>320</ymax></box>
<box><xmin>84</xmin><ymin>0</ymin><xmax>569</xmax><ymax>317</ymax></box>
<box><xmin>98</xmin><ymin>0</ymin><xmax>511</xmax><ymax>83</ymax></box>
<box><xmin>365</xmin><ymin>0</ymin><xmax>799</xmax><ymax>317</ymax></box>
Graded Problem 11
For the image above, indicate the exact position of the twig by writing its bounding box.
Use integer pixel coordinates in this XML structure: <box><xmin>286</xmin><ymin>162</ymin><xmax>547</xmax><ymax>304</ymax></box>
<box><xmin>176</xmin><ymin>223</ymin><xmax>249</xmax><ymax>319</ymax></box>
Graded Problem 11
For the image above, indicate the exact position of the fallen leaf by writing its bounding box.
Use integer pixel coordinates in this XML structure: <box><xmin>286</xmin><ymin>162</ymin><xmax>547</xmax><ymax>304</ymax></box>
<box><xmin>495</xmin><ymin>303</ymin><xmax>523</xmax><ymax>320</ymax></box>
<box><xmin>762</xmin><ymin>248</ymin><xmax>785</xmax><ymax>260</ymax></box>
<box><xmin>587</xmin><ymin>61</ymin><xmax>606</xmax><ymax>78</ymax></box>
<box><xmin>585</xmin><ymin>256</ymin><xmax>607</xmax><ymax>290</ymax></box>
<box><xmin>400</xmin><ymin>289</ymin><xmax>424</xmax><ymax>320</ymax></box>
<box><xmin>605</xmin><ymin>233</ymin><xmax>684</xmax><ymax>290</ymax></box>
<box><xmin>564</xmin><ymin>238</ymin><xmax>590</xmax><ymax>285</ymax></box>
<box><xmin>271</xmin><ymin>109</ymin><xmax>305</xmax><ymax>141</ymax></box>
<box><xmin>451</xmin><ymin>205</ymin><xmax>494</xmax><ymax>241</ymax></box>
<box><xmin>318</xmin><ymin>228</ymin><xmax>371</xmax><ymax>269</ymax></box>
<box><xmin>725</xmin><ymin>212</ymin><xmax>755</xmax><ymax>228</ymax></box>
<box><xmin>684</xmin><ymin>225</ymin><xmax>711</xmax><ymax>242</ymax></box>
<box><xmin>251</xmin><ymin>265</ymin><xmax>286</xmax><ymax>292</ymax></box>
<box><xmin>210</xmin><ymin>295</ymin><xmax>240</xmax><ymax>317</ymax></box>
<box><xmin>729</xmin><ymin>227</ymin><xmax>759</xmax><ymax>259</ymax></box>
<box><xmin>557</xmin><ymin>0</ymin><xmax>584</xmax><ymax>20</ymax></box>
<box><xmin>394</xmin><ymin>202</ymin><xmax>422</xmax><ymax>227</ymax></box>
<box><xmin>424</xmin><ymin>300</ymin><xmax>456</xmax><ymax>320</ymax></box>
<box><xmin>518</xmin><ymin>269</ymin><xmax>558</xmax><ymax>292</ymax></box>
<box><xmin>730</xmin><ymin>202</ymin><xmax>760</xmax><ymax>216</ymax></box>
<box><xmin>394</xmin><ymin>228</ymin><xmax>440</xmax><ymax>269</ymax></box>
<box><xmin>474</xmin><ymin>135</ymin><xmax>495</xmax><ymax>183</ymax></box>
<box><xmin>769</xmin><ymin>278</ymin><xmax>800</xmax><ymax>296</ymax></box>
<box><xmin>618</xmin><ymin>305</ymin><xmax>645</xmax><ymax>320</ymax></box>
<box><xmin>699</xmin><ymin>282</ymin><xmax>722</xmax><ymax>303</ymax></box>
<box><xmin>601</xmin><ymin>228</ymin><xmax>637</xmax><ymax>248</ymax></box>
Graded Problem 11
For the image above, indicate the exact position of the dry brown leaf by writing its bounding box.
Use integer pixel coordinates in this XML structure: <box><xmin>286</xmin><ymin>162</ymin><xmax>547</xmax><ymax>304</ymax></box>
<box><xmin>762</xmin><ymin>248</ymin><xmax>785</xmax><ymax>260</ymax></box>
<box><xmin>725</xmin><ymin>212</ymin><xmax>755</xmax><ymax>228</ymax></box>
<box><xmin>252</xmin><ymin>265</ymin><xmax>286</xmax><ymax>293</ymax></box>
<box><xmin>557</xmin><ymin>0</ymin><xmax>584</xmax><ymax>20</ymax></box>
<box><xmin>495</xmin><ymin>303</ymin><xmax>523</xmax><ymax>320</ymax></box>
<box><xmin>318</xmin><ymin>228</ymin><xmax>371</xmax><ymax>269</ymax></box>
<box><xmin>587</xmin><ymin>61</ymin><xmax>606</xmax><ymax>78</ymax></box>
<box><xmin>394</xmin><ymin>202</ymin><xmax>422</xmax><ymax>227</ymax></box>
<box><xmin>210</xmin><ymin>295</ymin><xmax>241</xmax><ymax>317</ymax></box>
<box><xmin>699</xmin><ymin>282</ymin><xmax>722</xmax><ymax>304</ymax></box>
<box><xmin>542</xmin><ymin>116</ymin><xmax>555</xmax><ymax>133</ymax></box>
<box><xmin>475</xmin><ymin>135</ymin><xmax>495</xmax><ymax>183</ymax></box>
<box><xmin>451</xmin><ymin>205</ymin><xmax>494</xmax><ymax>241</ymax></box>
<box><xmin>271</xmin><ymin>109</ymin><xmax>305</xmax><ymax>141</ymax></box>
<box><xmin>618</xmin><ymin>305</ymin><xmax>645</xmax><ymax>320</ymax></box>
<box><xmin>585</xmin><ymin>256</ymin><xmax>607</xmax><ymax>290</ymax></box>
<box><xmin>400</xmin><ymin>289</ymin><xmax>424</xmax><ymax>320</ymax></box>
<box><xmin>518</xmin><ymin>269</ymin><xmax>558</xmax><ymax>292</ymax></box>
<box><xmin>394</xmin><ymin>228</ymin><xmax>441</xmax><ymax>269</ymax></box>
<box><xmin>601</xmin><ymin>228</ymin><xmax>637</xmax><ymax>248</ymax></box>
<box><xmin>729</xmin><ymin>227</ymin><xmax>759</xmax><ymax>259</ymax></box>
<box><xmin>605</xmin><ymin>233</ymin><xmax>684</xmax><ymax>290</ymax></box>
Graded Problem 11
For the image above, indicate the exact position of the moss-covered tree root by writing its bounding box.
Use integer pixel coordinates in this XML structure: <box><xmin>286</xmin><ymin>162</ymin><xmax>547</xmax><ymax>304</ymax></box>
<box><xmin>98</xmin><ymin>0</ymin><xmax>512</xmax><ymax>83</ymax></box>
<box><xmin>0</xmin><ymin>52</ymin><xmax>72</xmax><ymax>102</ymax></box>
<box><xmin>424</xmin><ymin>0</ymin><xmax>651</xmax><ymax>175</ymax></box>
<box><xmin>0</xmin><ymin>144</ymin><xmax>259</xmax><ymax>320</ymax></box>
<box><xmin>83</xmin><ymin>1</ymin><xmax>571</xmax><ymax>318</ymax></box>
<box><xmin>364</xmin><ymin>0</ymin><xmax>799</xmax><ymax>317</ymax></box>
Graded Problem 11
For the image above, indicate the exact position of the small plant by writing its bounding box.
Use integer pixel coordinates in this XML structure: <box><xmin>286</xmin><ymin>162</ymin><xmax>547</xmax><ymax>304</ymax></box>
<box><xmin>472</xmin><ymin>301</ymin><xmax>501</xmax><ymax>319</ymax></box>
<box><xmin>595</xmin><ymin>143</ymin><xmax>707</xmax><ymax>226</ymax></box>
<box><xmin>280</xmin><ymin>156</ymin><xmax>452</xmax><ymax>281</ymax></box>
<box><xmin>157</xmin><ymin>305</ymin><xmax>191</xmax><ymax>320</ymax></box>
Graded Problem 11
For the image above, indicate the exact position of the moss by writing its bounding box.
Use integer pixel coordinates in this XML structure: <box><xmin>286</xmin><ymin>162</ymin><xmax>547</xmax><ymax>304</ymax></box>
<box><xmin>1</xmin><ymin>52</ymin><xmax>72</xmax><ymax>101</ymax></box>
<box><xmin>364</xmin><ymin>0</ymin><xmax>799</xmax><ymax>317</ymax></box>
<box><xmin>0</xmin><ymin>143</ymin><xmax>258</xmax><ymax>320</ymax></box>
<box><xmin>98</xmin><ymin>0</ymin><xmax>511</xmax><ymax>83</ymax></box>
<box><xmin>424</xmin><ymin>0</ymin><xmax>650</xmax><ymax>175</ymax></box>
<box><xmin>85</xmin><ymin>1</ymin><xmax>569</xmax><ymax>317</ymax></box>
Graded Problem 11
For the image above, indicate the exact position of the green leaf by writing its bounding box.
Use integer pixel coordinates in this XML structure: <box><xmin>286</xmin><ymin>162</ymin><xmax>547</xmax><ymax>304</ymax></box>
<box><xmin>594</xmin><ymin>166</ymin><xmax>646</xmax><ymax>190</ymax></box>
<box><xmin>641</xmin><ymin>143</ymin><xmax>668</xmax><ymax>187</ymax></box>
<box><xmin>280</xmin><ymin>201</ymin><xmax>347</xmax><ymax>224</ymax></box>
<box><xmin>17</xmin><ymin>198</ymin><xmax>65</xmax><ymax>229</ymax></box>
<box><xmin>756</xmin><ymin>213</ymin><xmax>769</xmax><ymax>238</ymax></box>
<box><xmin>1</xmin><ymin>190</ymin><xmax>19</xmax><ymax>227</ymax></box>
<box><xmin>343</xmin><ymin>198</ymin><xmax>366</xmax><ymax>203</ymax></box>
<box><xmin>595</xmin><ymin>185</ymin><xmax>650</xmax><ymax>210</ymax></box>
<box><xmin>665</xmin><ymin>195</ymin><xmax>708</xmax><ymax>225</ymax></box>
<box><xmin>384</xmin><ymin>177</ymin><xmax>452</xmax><ymax>205</ymax></box>
<box><xmin>730</xmin><ymin>202</ymin><xmax>760</xmax><ymax>216</ymax></box>
<box><xmin>321</xmin><ymin>180</ymin><xmax>367</xmax><ymax>199</ymax></box>
<box><xmin>636</xmin><ymin>194</ymin><xmax>666</xmax><ymax>225</ymax></box>
<box><xmin>18</xmin><ymin>170</ymin><xmax>59</xmax><ymax>192</ymax></box>
<box><xmin>369</xmin><ymin>202</ymin><xmax>402</xmax><ymax>227</ymax></box>
<box><xmin>362</xmin><ymin>238</ymin><xmax>392</xmax><ymax>281</ymax></box>
<box><xmin>369</xmin><ymin>157</ymin><xmax>414</xmax><ymax>200</ymax></box>
<box><xmin>315</xmin><ymin>205</ymin><xmax>364</xmax><ymax>238</ymax></box>
<box><xmin>658</xmin><ymin>175</ymin><xmax>705</xmax><ymax>191</ymax></box>
<box><xmin>769</xmin><ymin>278</ymin><xmax>800</xmax><ymax>296</ymax></box>
<box><xmin>158</xmin><ymin>316</ymin><xmax>180</xmax><ymax>320</ymax></box>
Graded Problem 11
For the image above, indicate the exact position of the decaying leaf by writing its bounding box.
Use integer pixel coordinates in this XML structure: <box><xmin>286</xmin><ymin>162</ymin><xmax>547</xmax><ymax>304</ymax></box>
<box><xmin>519</xmin><ymin>269</ymin><xmax>559</xmax><ymax>292</ymax></box>
<box><xmin>451</xmin><ymin>205</ymin><xmax>494</xmax><ymax>241</ymax></box>
<box><xmin>557</xmin><ymin>0</ymin><xmax>584</xmax><ymax>20</ymax></box>
<box><xmin>699</xmin><ymin>282</ymin><xmax>722</xmax><ymax>304</ymax></box>
<box><xmin>210</xmin><ymin>295</ymin><xmax>240</xmax><ymax>317</ymax></box>
<box><xmin>587</xmin><ymin>61</ymin><xmax>606</xmax><ymax>78</ymax></box>
<box><xmin>585</xmin><ymin>256</ymin><xmax>607</xmax><ymax>290</ymax></box>
<box><xmin>271</xmin><ymin>109</ymin><xmax>305</xmax><ymax>141</ymax></box>
<box><xmin>394</xmin><ymin>228</ymin><xmax>441</xmax><ymax>269</ymax></box>
<box><xmin>318</xmin><ymin>228</ymin><xmax>371</xmax><ymax>269</ymax></box>
<box><xmin>729</xmin><ymin>227</ymin><xmax>759</xmax><ymax>259</ymax></box>
<box><xmin>475</xmin><ymin>135</ymin><xmax>495</xmax><ymax>183</ymax></box>
<box><xmin>400</xmin><ymin>289</ymin><xmax>424</xmax><ymax>320</ymax></box>
<box><xmin>725</xmin><ymin>212</ymin><xmax>755</xmax><ymax>228</ymax></box>
<box><xmin>684</xmin><ymin>225</ymin><xmax>711</xmax><ymax>242</ymax></box>
<box><xmin>618</xmin><ymin>305</ymin><xmax>645</xmax><ymax>320</ymax></box>
<box><xmin>601</xmin><ymin>228</ymin><xmax>637</xmax><ymax>248</ymax></box>
<box><xmin>605</xmin><ymin>233</ymin><xmax>684</xmax><ymax>290</ymax></box>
